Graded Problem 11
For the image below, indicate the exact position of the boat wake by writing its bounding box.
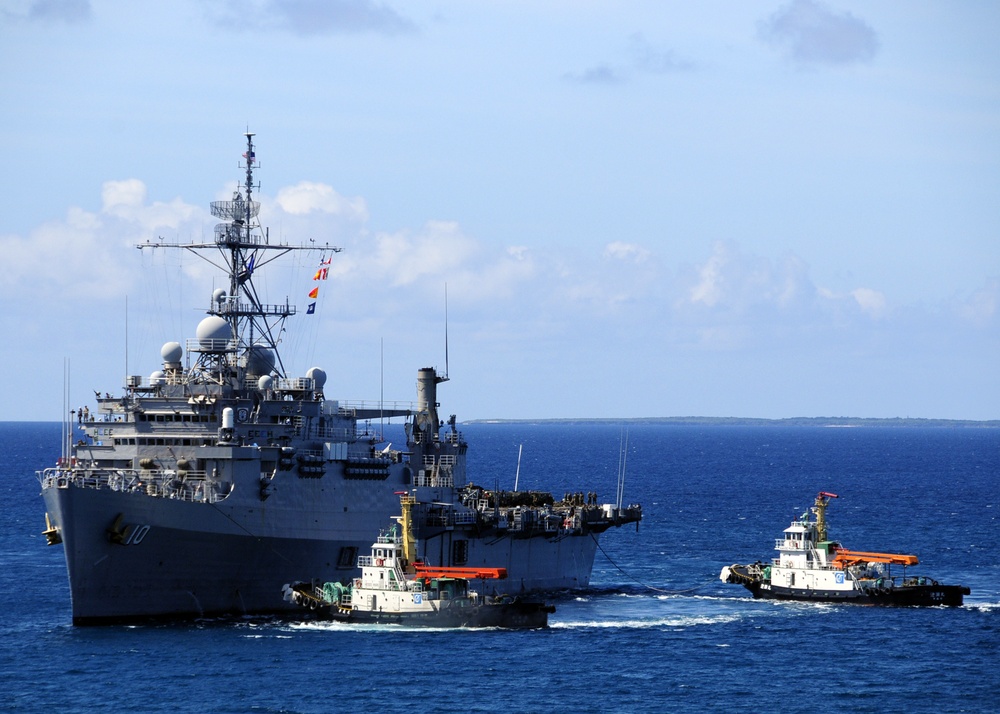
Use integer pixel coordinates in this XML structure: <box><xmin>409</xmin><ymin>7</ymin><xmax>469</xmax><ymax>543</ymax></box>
<box><xmin>284</xmin><ymin>620</ymin><xmax>530</xmax><ymax>634</ymax></box>
<box><xmin>550</xmin><ymin>612</ymin><xmax>745</xmax><ymax>630</ymax></box>
<box><xmin>965</xmin><ymin>600</ymin><xmax>1000</xmax><ymax>612</ymax></box>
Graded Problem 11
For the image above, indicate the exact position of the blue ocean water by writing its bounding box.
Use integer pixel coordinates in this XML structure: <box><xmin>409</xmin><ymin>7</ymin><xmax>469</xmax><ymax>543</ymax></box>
<box><xmin>2</xmin><ymin>422</ymin><xmax>997</xmax><ymax>713</ymax></box>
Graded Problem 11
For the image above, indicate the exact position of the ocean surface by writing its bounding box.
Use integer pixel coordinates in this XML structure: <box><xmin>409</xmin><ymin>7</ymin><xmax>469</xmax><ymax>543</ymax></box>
<box><xmin>2</xmin><ymin>421</ymin><xmax>997</xmax><ymax>713</ymax></box>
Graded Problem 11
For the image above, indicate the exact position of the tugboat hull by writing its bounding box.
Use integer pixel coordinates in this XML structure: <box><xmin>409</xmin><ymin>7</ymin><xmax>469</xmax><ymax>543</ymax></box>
<box><xmin>327</xmin><ymin>599</ymin><xmax>554</xmax><ymax>628</ymax></box>
<box><xmin>723</xmin><ymin>564</ymin><xmax>970</xmax><ymax>607</ymax></box>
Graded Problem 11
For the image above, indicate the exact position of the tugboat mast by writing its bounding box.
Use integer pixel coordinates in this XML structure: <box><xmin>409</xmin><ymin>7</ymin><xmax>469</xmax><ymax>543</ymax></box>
<box><xmin>814</xmin><ymin>491</ymin><xmax>838</xmax><ymax>543</ymax></box>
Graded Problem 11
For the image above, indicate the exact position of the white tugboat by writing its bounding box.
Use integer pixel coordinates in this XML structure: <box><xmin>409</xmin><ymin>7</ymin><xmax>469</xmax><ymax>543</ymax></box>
<box><xmin>283</xmin><ymin>496</ymin><xmax>554</xmax><ymax>628</ymax></box>
<box><xmin>721</xmin><ymin>492</ymin><xmax>970</xmax><ymax>606</ymax></box>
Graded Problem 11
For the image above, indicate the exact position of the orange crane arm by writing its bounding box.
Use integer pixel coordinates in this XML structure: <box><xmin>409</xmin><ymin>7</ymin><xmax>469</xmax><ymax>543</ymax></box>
<box><xmin>412</xmin><ymin>564</ymin><xmax>508</xmax><ymax>580</ymax></box>
<box><xmin>832</xmin><ymin>548</ymin><xmax>918</xmax><ymax>567</ymax></box>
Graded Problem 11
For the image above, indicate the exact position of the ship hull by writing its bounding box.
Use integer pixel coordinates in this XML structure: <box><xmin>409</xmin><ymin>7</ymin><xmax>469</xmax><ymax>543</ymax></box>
<box><xmin>43</xmin><ymin>482</ymin><xmax>602</xmax><ymax>624</ymax></box>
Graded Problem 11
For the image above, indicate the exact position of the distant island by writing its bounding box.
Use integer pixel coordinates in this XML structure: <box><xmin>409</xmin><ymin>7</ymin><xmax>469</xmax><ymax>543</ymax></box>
<box><xmin>462</xmin><ymin>416</ymin><xmax>1000</xmax><ymax>428</ymax></box>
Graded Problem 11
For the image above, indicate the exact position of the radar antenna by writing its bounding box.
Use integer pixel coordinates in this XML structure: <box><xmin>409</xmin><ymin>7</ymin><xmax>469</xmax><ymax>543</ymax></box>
<box><xmin>138</xmin><ymin>132</ymin><xmax>341</xmax><ymax>380</ymax></box>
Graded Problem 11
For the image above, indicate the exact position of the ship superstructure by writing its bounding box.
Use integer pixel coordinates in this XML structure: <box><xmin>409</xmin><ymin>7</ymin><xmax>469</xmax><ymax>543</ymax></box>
<box><xmin>37</xmin><ymin>133</ymin><xmax>641</xmax><ymax>624</ymax></box>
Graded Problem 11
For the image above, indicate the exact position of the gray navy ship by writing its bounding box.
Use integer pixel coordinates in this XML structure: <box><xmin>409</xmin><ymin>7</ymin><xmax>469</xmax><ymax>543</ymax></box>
<box><xmin>37</xmin><ymin>133</ymin><xmax>642</xmax><ymax>625</ymax></box>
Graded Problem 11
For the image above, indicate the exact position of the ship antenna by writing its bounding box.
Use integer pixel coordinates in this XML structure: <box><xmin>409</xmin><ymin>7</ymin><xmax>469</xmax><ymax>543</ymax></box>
<box><xmin>617</xmin><ymin>428</ymin><xmax>629</xmax><ymax>510</ymax></box>
<box><xmin>243</xmin><ymin>131</ymin><xmax>256</xmax><ymax>230</ymax></box>
<box><xmin>514</xmin><ymin>443</ymin><xmax>523</xmax><ymax>491</ymax></box>
<box><xmin>380</xmin><ymin>337</ymin><xmax>385</xmax><ymax>440</ymax></box>
<box><xmin>444</xmin><ymin>283</ymin><xmax>450</xmax><ymax>380</ymax></box>
<box><xmin>124</xmin><ymin>295</ymin><xmax>128</xmax><ymax>383</ymax></box>
<box><xmin>62</xmin><ymin>358</ymin><xmax>70</xmax><ymax>465</ymax></box>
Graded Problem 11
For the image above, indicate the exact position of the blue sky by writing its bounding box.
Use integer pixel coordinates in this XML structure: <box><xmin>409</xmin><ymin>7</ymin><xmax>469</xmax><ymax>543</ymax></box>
<box><xmin>1</xmin><ymin>0</ymin><xmax>997</xmax><ymax>421</ymax></box>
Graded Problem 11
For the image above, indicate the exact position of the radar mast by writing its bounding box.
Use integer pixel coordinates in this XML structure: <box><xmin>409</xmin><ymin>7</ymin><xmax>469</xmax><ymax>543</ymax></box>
<box><xmin>140</xmin><ymin>132</ymin><xmax>340</xmax><ymax>381</ymax></box>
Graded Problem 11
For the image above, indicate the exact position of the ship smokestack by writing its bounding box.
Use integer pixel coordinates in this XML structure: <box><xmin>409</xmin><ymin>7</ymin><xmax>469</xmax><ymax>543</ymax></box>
<box><xmin>416</xmin><ymin>368</ymin><xmax>442</xmax><ymax>435</ymax></box>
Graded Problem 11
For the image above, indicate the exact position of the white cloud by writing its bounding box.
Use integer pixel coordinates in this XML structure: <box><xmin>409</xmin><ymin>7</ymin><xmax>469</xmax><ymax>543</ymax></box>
<box><xmin>3</xmin><ymin>174</ymin><xmax>993</xmax><ymax>420</ymax></box>
<box><xmin>507</xmin><ymin>246</ymin><xmax>529</xmax><ymax>262</ymax></box>
<box><xmin>275</xmin><ymin>181</ymin><xmax>369</xmax><ymax>220</ymax></box>
<box><xmin>671</xmin><ymin>241</ymin><xmax>913</xmax><ymax>354</ymax></box>
<box><xmin>604</xmin><ymin>241</ymin><xmax>650</xmax><ymax>263</ymax></box>
<box><xmin>564</xmin><ymin>64</ymin><xmax>624</xmax><ymax>86</ymax></box>
<box><xmin>566</xmin><ymin>33</ymin><xmax>694</xmax><ymax>86</ymax></box>
<box><xmin>684</xmin><ymin>241</ymin><xmax>791</xmax><ymax>311</ymax></box>
<box><xmin>340</xmin><ymin>220</ymin><xmax>536</xmax><ymax>304</ymax></box>
<box><xmin>1</xmin><ymin>0</ymin><xmax>91</xmax><ymax>24</ymax></box>
<box><xmin>101</xmin><ymin>178</ymin><xmax>146</xmax><ymax>212</ymax></box>
<box><xmin>688</xmin><ymin>243</ymin><xmax>727</xmax><ymax>308</ymax></box>
<box><xmin>627</xmin><ymin>33</ymin><xmax>695</xmax><ymax>74</ymax></box>
<box><xmin>758</xmin><ymin>0</ymin><xmax>879</xmax><ymax>66</ymax></box>
<box><xmin>208</xmin><ymin>0</ymin><xmax>415</xmax><ymax>36</ymax></box>
<box><xmin>956</xmin><ymin>277</ymin><xmax>999</xmax><ymax>327</ymax></box>
<box><xmin>851</xmin><ymin>287</ymin><xmax>888</xmax><ymax>319</ymax></box>
<box><xmin>0</xmin><ymin>179</ymin><xmax>215</xmax><ymax>303</ymax></box>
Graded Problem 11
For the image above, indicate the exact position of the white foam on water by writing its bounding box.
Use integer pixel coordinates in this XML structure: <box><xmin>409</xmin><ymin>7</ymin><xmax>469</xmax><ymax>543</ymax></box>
<box><xmin>550</xmin><ymin>611</ymin><xmax>745</xmax><ymax>630</ymax></box>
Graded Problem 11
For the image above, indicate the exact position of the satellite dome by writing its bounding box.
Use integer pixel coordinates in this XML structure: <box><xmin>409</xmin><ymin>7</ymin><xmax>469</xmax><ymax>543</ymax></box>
<box><xmin>245</xmin><ymin>343</ymin><xmax>275</xmax><ymax>375</ymax></box>
<box><xmin>149</xmin><ymin>370</ymin><xmax>166</xmax><ymax>386</ymax></box>
<box><xmin>161</xmin><ymin>341</ymin><xmax>183</xmax><ymax>364</ymax></box>
<box><xmin>306</xmin><ymin>367</ymin><xmax>327</xmax><ymax>389</ymax></box>
<box><xmin>257</xmin><ymin>375</ymin><xmax>273</xmax><ymax>391</ymax></box>
<box><xmin>195</xmin><ymin>316</ymin><xmax>232</xmax><ymax>350</ymax></box>
<box><xmin>212</xmin><ymin>288</ymin><xmax>227</xmax><ymax>305</ymax></box>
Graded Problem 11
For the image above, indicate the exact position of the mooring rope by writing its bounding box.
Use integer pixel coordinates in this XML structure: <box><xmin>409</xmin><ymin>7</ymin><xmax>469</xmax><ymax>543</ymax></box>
<box><xmin>591</xmin><ymin>533</ymin><xmax>707</xmax><ymax>595</ymax></box>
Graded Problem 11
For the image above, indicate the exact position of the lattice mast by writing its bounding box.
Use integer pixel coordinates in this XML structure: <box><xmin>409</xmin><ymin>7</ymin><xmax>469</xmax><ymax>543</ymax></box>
<box><xmin>142</xmin><ymin>132</ymin><xmax>340</xmax><ymax>380</ymax></box>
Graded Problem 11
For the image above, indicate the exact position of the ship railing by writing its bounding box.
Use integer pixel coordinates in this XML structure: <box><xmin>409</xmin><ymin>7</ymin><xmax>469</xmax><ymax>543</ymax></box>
<box><xmin>356</xmin><ymin>558</ymin><xmax>409</xmax><ymax>591</ymax></box>
<box><xmin>217</xmin><ymin>300</ymin><xmax>295</xmax><ymax>318</ymax></box>
<box><xmin>276</xmin><ymin>377</ymin><xmax>313</xmax><ymax>391</ymax></box>
<box><xmin>337</xmin><ymin>400</ymin><xmax>416</xmax><ymax>414</ymax></box>
<box><xmin>185</xmin><ymin>337</ymin><xmax>239</xmax><ymax>354</ymax></box>
<box><xmin>37</xmin><ymin>466</ymin><xmax>232</xmax><ymax>504</ymax></box>
<box><xmin>315</xmin><ymin>425</ymin><xmax>355</xmax><ymax>441</ymax></box>
<box><xmin>412</xmin><ymin>470</ymin><xmax>454</xmax><ymax>488</ymax></box>
<box><xmin>769</xmin><ymin>556</ymin><xmax>844</xmax><ymax>571</ymax></box>
<box><xmin>241</xmin><ymin>377</ymin><xmax>313</xmax><ymax>392</ymax></box>
<box><xmin>421</xmin><ymin>509</ymin><xmax>478</xmax><ymax>528</ymax></box>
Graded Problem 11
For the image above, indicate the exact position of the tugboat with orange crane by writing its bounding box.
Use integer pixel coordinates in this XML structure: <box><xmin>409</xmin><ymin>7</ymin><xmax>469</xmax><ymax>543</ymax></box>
<box><xmin>721</xmin><ymin>492</ymin><xmax>970</xmax><ymax>606</ymax></box>
<box><xmin>283</xmin><ymin>495</ymin><xmax>554</xmax><ymax>627</ymax></box>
